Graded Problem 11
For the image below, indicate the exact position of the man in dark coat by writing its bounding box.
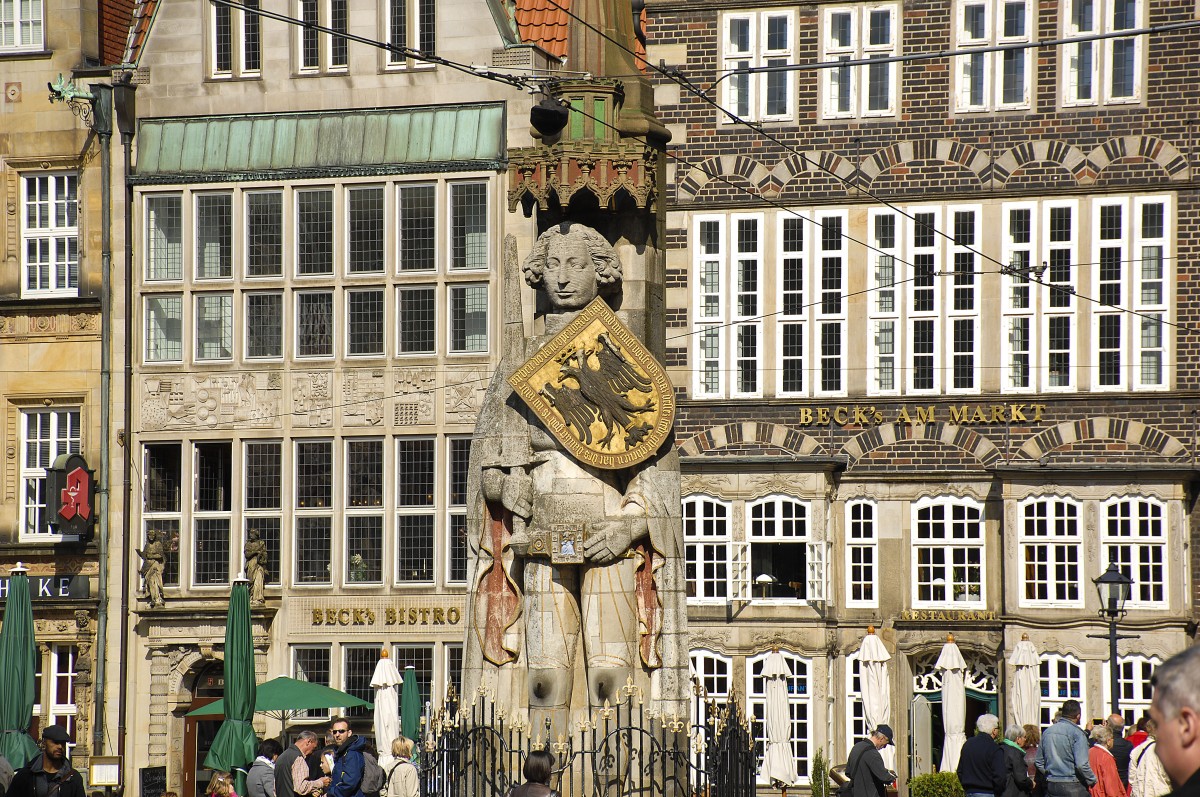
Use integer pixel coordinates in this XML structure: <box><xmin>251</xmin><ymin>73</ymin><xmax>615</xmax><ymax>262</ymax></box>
<box><xmin>845</xmin><ymin>725</ymin><xmax>897</xmax><ymax>797</ymax></box>
<box><xmin>275</xmin><ymin>731</ymin><xmax>328</xmax><ymax>797</ymax></box>
<box><xmin>1110</xmin><ymin>715</ymin><xmax>1135</xmax><ymax>788</ymax></box>
<box><xmin>1149</xmin><ymin>646</ymin><xmax>1200</xmax><ymax>797</ymax></box>
<box><xmin>1001</xmin><ymin>725</ymin><xmax>1036</xmax><ymax>797</ymax></box>
<box><xmin>327</xmin><ymin>718</ymin><xmax>365</xmax><ymax>797</ymax></box>
<box><xmin>958</xmin><ymin>714</ymin><xmax>1007</xmax><ymax>797</ymax></box>
<box><xmin>7</xmin><ymin>726</ymin><xmax>84</xmax><ymax>797</ymax></box>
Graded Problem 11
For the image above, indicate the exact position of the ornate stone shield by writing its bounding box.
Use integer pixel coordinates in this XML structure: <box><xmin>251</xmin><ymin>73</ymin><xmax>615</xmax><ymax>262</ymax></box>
<box><xmin>509</xmin><ymin>297</ymin><xmax>675</xmax><ymax>470</ymax></box>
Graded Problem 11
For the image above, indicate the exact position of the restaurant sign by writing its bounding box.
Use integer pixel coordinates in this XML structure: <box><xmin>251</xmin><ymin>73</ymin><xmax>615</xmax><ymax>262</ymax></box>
<box><xmin>0</xmin><ymin>575</ymin><xmax>90</xmax><ymax>600</ymax></box>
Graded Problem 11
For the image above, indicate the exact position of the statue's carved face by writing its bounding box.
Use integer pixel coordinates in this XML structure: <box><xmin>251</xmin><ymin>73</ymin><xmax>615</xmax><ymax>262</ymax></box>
<box><xmin>543</xmin><ymin>234</ymin><xmax>598</xmax><ymax>311</ymax></box>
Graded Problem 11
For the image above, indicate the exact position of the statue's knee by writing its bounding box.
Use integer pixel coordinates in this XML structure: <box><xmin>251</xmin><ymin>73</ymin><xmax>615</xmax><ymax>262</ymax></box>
<box><xmin>588</xmin><ymin>667</ymin><xmax>631</xmax><ymax>705</ymax></box>
<box><xmin>528</xmin><ymin>669</ymin><xmax>569</xmax><ymax>708</ymax></box>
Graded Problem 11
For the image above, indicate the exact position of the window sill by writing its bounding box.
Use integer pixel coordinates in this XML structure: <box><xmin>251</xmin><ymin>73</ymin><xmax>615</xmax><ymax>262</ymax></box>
<box><xmin>0</xmin><ymin>295</ymin><xmax>99</xmax><ymax>311</ymax></box>
<box><xmin>0</xmin><ymin>49</ymin><xmax>53</xmax><ymax>61</ymax></box>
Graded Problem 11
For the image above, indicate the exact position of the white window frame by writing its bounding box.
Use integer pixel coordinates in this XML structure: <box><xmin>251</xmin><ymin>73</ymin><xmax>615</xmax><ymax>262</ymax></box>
<box><xmin>1063</xmin><ymin>0</ymin><xmax>1144</xmax><ymax>107</ymax></box>
<box><xmin>384</xmin><ymin>0</ymin><xmax>437</xmax><ymax>69</ymax></box>
<box><xmin>210</xmin><ymin>0</ymin><xmax>262</xmax><ymax>78</ymax></box>
<box><xmin>1091</xmin><ymin>197</ymin><xmax>1130</xmax><ymax>392</ymax></box>
<box><xmin>846</xmin><ymin>500</ymin><xmax>879</xmax><ymax>608</ymax></box>
<box><xmin>748</xmin><ymin>651</ymin><xmax>812</xmax><ymax>785</ymax></box>
<box><xmin>745</xmin><ymin>495</ymin><xmax>810</xmax><ymax>603</ymax></box>
<box><xmin>694</xmin><ymin>215</ymin><xmax>728</xmax><ymax>398</ymax></box>
<box><xmin>296</xmin><ymin>0</ymin><xmax>350</xmax><ymax>73</ymax></box>
<box><xmin>243</xmin><ymin>439</ymin><xmax>282</xmax><ymax>589</ymax></box>
<box><xmin>445</xmin><ymin>436</ymin><xmax>471</xmax><ymax>585</ymax></box>
<box><xmin>293</xmin><ymin>439</ymin><xmax>335</xmax><ymax>588</ymax></box>
<box><xmin>146</xmin><ymin>193</ymin><xmax>185</xmax><ymax>282</ymax></box>
<box><xmin>821</xmin><ymin>4</ymin><xmax>900</xmax><ymax>119</ymax></box>
<box><xmin>194</xmin><ymin>292</ymin><xmax>235</xmax><ymax>362</ymax></box>
<box><xmin>295</xmin><ymin>289</ymin><xmax>336</xmax><ymax>359</ymax></box>
<box><xmin>395</xmin><ymin>436</ymin><xmax>437</xmax><ymax>586</ymax></box>
<box><xmin>720</xmin><ymin>10</ymin><xmax>796</xmax><ymax>123</ymax></box>
<box><xmin>0</xmin><ymin>0</ymin><xmax>44</xmax><ymax>52</ymax></box>
<box><xmin>344</xmin><ymin>286</ymin><xmax>387</xmax><ymax>358</ymax></box>
<box><xmin>867</xmin><ymin>209</ymin><xmax>901</xmax><ymax>396</ymax></box>
<box><xmin>344</xmin><ymin>438</ymin><xmax>386</xmax><ymax>587</ymax></box>
<box><xmin>145</xmin><ymin>294</ymin><xmax>185</xmax><ymax>364</ymax></box>
<box><xmin>345</xmin><ymin>185</ymin><xmax>387</xmax><ymax>276</ymax></box>
<box><xmin>291</xmin><ymin>645</ymin><xmax>334</xmax><ymax>721</ymax></box>
<box><xmin>143</xmin><ymin>443</ymin><xmax>184</xmax><ymax>588</ymax></box>
<box><xmin>1132</xmin><ymin>195</ymin><xmax>1171</xmax><ymax>390</ymax></box>
<box><xmin>846</xmin><ymin>652</ymin><xmax>869</xmax><ymax>749</ymax></box>
<box><xmin>946</xmin><ymin>204</ymin><xmax>982</xmax><ymax>394</ymax></box>
<box><xmin>684</xmin><ymin>495</ymin><xmax>731</xmax><ymax>603</ymax></box>
<box><xmin>1017</xmin><ymin>496</ymin><xmax>1084</xmax><ymax>608</ymax></box>
<box><xmin>19</xmin><ymin>409</ymin><xmax>82</xmax><ymax>541</ymax></box>
<box><xmin>48</xmin><ymin>645</ymin><xmax>79</xmax><ymax>739</ymax></box>
<box><xmin>1041</xmin><ymin>199</ymin><xmax>1078</xmax><ymax>393</ymax></box>
<box><xmin>244</xmin><ymin>291</ymin><xmax>285</xmax><ymax>360</ymax></box>
<box><xmin>1103</xmin><ymin>655</ymin><xmax>1160</xmax><ymax>727</ymax></box>
<box><xmin>1101</xmin><ymin>496</ymin><xmax>1167</xmax><ymax>609</ymax></box>
<box><xmin>192</xmin><ymin>442</ymin><xmax>233</xmax><ymax>589</ymax></box>
<box><xmin>447</xmin><ymin>180</ymin><xmax>490</xmax><ymax>272</ymax></box>
<box><xmin>1001</xmin><ymin>201</ymin><xmax>1038</xmax><ymax>393</ymax></box>
<box><xmin>776</xmin><ymin>213</ymin><xmax>810</xmax><ymax>397</ymax></box>
<box><xmin>1038</xmin><ymin>653</ymin><xmax>1085</xmax><ymax>729</ymax></box>
<box><xmin>814</xmin><ymin>210</ymin><xmax>848</xmax><ymax>397</ymax></box>
<box><xmin>911</xmin><ymin>496</ymin><xmax>986</xmax><ymax>609</ymax></box>
<box><xmin>953</xmin><ymin>0</ymin><xmax>1033</xmax><ymax>112</ymax></box>
<box><xmin>21</xmin><ymin>172</ymin><xmax>80</xmax><ymax>298</ymax></box>
<box><xmin>907</xmin><ymin>207</ymin><xmax>943</xmax><ymax>394</ymax></box>
<box><xmin>447</xmin><ymin>283</ymin><xmax>489</xmax><ymax>355</ymax></box>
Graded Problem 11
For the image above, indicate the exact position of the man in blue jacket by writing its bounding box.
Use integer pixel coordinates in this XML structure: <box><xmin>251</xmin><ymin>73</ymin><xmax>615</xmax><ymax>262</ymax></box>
<box><xmin>327</xmin><ymin>718</ymin><xmax>365</xmax><ymax>797</ymax></box>
<box><xmin>958</xmin><ymin>714</ymin><xmax>1006</xmax><ymax>797</ymax></box>
<box><xmin>1035</xmin><ymin>700</ymin><xmax>1097</xmax><ymax>797</ymax></box>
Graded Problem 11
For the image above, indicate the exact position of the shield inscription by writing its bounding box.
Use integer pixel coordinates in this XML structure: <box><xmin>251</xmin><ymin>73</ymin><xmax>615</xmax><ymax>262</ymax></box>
<box><xmin>508</xmin><ymin>297</ymin><xmax>675</xmax><ymax>470</ymax></box>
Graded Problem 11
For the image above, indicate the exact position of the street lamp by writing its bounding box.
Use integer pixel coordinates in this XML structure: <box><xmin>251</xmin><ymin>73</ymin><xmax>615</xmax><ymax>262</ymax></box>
<box><xmin>1092</xmin><ymin>563</ymin><xmax>1134</xmax><ymax>715</ymax></box>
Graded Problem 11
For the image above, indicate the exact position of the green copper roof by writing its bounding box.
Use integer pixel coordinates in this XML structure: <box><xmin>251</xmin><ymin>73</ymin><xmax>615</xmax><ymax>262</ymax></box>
<box><xmin>132</xmin><ymin>103</ymin><xmax>506</xmax><ymax>184</ymax></box>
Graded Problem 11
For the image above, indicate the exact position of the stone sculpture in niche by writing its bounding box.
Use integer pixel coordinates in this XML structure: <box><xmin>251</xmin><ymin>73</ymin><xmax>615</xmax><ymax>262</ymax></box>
<box><xmin>244</xmin><ymin>527</ymin><xmax>268</xmax><ymax>606</ymax></box>
<box><xmin>137</xmin><ymin>528</ymin><xmax>166</xmax><ymax>607</ymax></box>
<box><xmin>463</xmin><ymin>224</ymin><xmax>688</xmax><ymax>736</ymax></box>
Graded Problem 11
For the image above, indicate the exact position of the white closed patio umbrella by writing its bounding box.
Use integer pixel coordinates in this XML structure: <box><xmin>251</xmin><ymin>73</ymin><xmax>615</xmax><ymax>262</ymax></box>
<box><xmin>371</xmin><ymin>648</ymin><xmax>404</xmax><ymax>767</ymax></box>
<box><xmin>759</xmin><ymin>650</ymin><xmax>799</xmax><ymax>788</ymax></box>
<box><xmin>936</xmin><ymin>634</ymin><xmax>968</xmax><ymax>772</ymax></box>
<box><xmin>1008</xmin><ymin>633</ymin><xmax>1040</xmax><ymax>728</ymax></box>
<box><xmin>859</xmin><ymin>626</ymin><xmax>895</xmax><ymax>769</ymax></box>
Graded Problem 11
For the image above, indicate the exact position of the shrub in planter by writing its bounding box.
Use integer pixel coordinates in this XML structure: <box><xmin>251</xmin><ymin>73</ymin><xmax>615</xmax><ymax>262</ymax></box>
<box><xmin>812</xmin><ymin>749</ymin><xmax>830</xmax><ymax>797</ymax></box>
<box><xmin>908</xmin><ymin>771</ymin><xmax>964</xmax><ymax>797</ymax></box>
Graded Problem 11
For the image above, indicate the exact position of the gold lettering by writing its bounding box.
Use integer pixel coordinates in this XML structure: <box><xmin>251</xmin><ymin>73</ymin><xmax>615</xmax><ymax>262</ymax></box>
<box><xmin>366</xmin><ymin>609</ymin><xmax>375</xmax><ymax>625</ymax></box>
<box><xmin>968</xmin><ymin>406</ymin><xmax>986</xmax><ymax>423</ymax></box>
<box><xmin>816</xmin><ymin>407</ymin><xmax>831</xmax><ymax>425</ymax></box>
<box><xmin>990</xmin><ymin>405</ymin><xmax>1006</xmax><ymax>423</ymax></box>
<box><xmin>385</xmin><ymin>608</ymin><xmax>397</xmax><ymax>625</ymax></box>
<box><xmin>353</xmin><ymin>609</ymin><xmax>366</xmax><ymax>625</ymax></box>
<box><xmin>914</xmin><ymin>406</ymin><xmax>935</xmax><ymax>424</ymax></box>
<box><xmin>1032</xmin><ymin>404</ymin><xmax>1046</xmax><ymax>422</ymax></box>
<box><xmin>853</xmin><ymin>406</ymin><xmax>869</xmax><ymax>425</ymax></box>
<box><xmin>326</xmin><ymin>609</ymin><xmax>338</xmax><ymax>626</ymax></box>
<box><xmin>798</xmin><ymin>407</ymin><xmax>813</xmax><ymax>425</ymax></box>
<box><xmin>419</xmin><ymin>607</ymin><xmax>431</xmax><ymax>624</ymax></box>
<box><xmin>833</xmin><ymin>406</ymin><xmax>849</xmax><ymax>425</ymax></box>
<box><xmin>1009</xmin><ymin>404</ymin><xmax>1027</xmax><ymax>422</ymax></box>
<box><xmin>872</xmin><ymin>407</ymin><xmax>885</xmax><ymax>424</ymax></box>
<box><xmin>313</xmin><ymin>609</ymin><xmax>324</xmax><ymax>626</ymax></box>
<box><xmin>949</xmin><ymin>405</ymin><xmax>970</xmax><ymax>423</ymax></box>
<box><xmin>896</xmin><ymin>407</ymin><xmax>912</xmax><ymax>424</ymax></box>
<box><xmin>433</xmin><ymin>608</ymin><xmax>445</xmax><ymax>625</ymax></box>
<box><xmin>408</xmin><ymin>608</ymin><xmax>418</xmax><ymax>624</ymax></box>
<box><xmin>338</xmin><ymin>609</ymin><xmax>351</xmax><ymax>626</ymax></box>
<box><xmin>447</xmin><ymin>607</ymin><xmax>461</xmax><ymax>624</ymax></box>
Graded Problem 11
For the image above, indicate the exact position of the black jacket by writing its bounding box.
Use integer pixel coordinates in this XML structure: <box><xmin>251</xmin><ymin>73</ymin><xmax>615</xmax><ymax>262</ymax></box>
<box><xmin>1168</xmin><ymin>768</ymin><xmax>1200</xmax><ymax>797</ymax></box>
<box><xmin>275</xmin><ymin>745</ymin><xmax>302</xmax><ymax>797</ymax></box>
<box><xmin>8</xmin><ymin>755</ymin><xmax>84</xmax><ymax>797</ymax></box>
<box><xmin>1001</xmin><ymin>743</ymin><xmax>1035</xmax><ymax>797</ymax></box>
<box><xmin>846</xmin><ymin>739</ymin><xmax>895</xmax><ymax>797</ymax></box>
<box><xmin>958</xmin><ymin>733</ymin><xmax>1006</xmax><ymax>795</ymax></box>
<box><xmin>1111</xmin><ymin>736</ymin><xmax>1133</xmax><ymax>786</ymax></box>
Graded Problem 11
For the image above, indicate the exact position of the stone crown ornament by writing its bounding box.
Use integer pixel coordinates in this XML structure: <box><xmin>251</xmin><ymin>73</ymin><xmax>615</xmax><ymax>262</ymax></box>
<box><xmin>508</xmin><ymin>297</ymin><xmax>675</xmax><ymax>469</ymax></box>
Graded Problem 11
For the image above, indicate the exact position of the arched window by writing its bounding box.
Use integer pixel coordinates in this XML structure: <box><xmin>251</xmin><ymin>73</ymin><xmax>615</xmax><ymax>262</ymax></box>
<box><xmin>746</xmin><ymin>496</ymin><xmax>814</xmax><ymax>600</ymax></box>
<box><xmin>748</xmin><ymin>651</ymin><xmax>811</xmax><ymax>784</ymax></box>
<box><xmin>1038</xmin><ymin>653</ymin><xmax>1085</xmax><ymax>729</ymax></box>
<box><xmin>684</xmin><ymin>496</ymin><xmax>732</xmax><ymax>601</ymax></box>
<box><xmin>1101</xmin><ymin>497</ymin><xmax>1167</xmax><ymax>607</ymax></box>
<box><xmin>846</xmin><ymin>500</ymin><xmax>878</xmax><ymax>607</ymax></box>
<box><xmin>1018</xmin><ymin>496</ymin><xmax>1083</xmax><ymax>607</ymax></box>
<box><xmin>911</xmin><ymin>496</ymin><xmax>985</xmax><ymax>608</ymax></box>
<box><xmin>1104</xmin><ymin>655</ymin><xmax>1160</xmax><ymax>727</ymax></box>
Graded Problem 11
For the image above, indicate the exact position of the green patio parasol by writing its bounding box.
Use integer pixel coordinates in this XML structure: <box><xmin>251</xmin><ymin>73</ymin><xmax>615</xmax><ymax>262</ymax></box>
<box><xmin>0</xmin><ymin>564</ymin><xmax>39</xmax><ymax>768</ymax></box>
<box><xmin>186</xmin><ymin>676</ymin><xmax>372</xmax><ymax>722</ymax></box>
<box><xmin>400</xmin><ymin>665</ymin><xmax>421</xmax><ymax>743</ymax></box>
<box><xmin>203</xmin><ymin>578</ymin><xmax>258</xmax><ymax>795</ymax></box>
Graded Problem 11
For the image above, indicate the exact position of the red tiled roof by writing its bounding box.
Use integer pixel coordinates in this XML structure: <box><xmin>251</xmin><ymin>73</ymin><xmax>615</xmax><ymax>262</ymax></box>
<box><xmin>121</xmin><ymin>0</ymin><xmax>159</xmax><ymax>67</ymax></box>
<box><xmin>98</xmin><ymin>0</ymin><xmax>136</xmax><ymax>66</ymax></box>
<box><xmin>514</xmin><ymin>0</ymin><xmax>570</xmax><ymax>59</ymax></box>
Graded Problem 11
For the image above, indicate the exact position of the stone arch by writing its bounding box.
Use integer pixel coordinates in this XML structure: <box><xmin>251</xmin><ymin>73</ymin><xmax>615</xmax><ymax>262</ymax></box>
<box><xmin>1016</xmin><ymin>416</ymin><xmax>1188</xmax><ymax>462</ymax></box>
<box><xmin>168</xmin><ymin>649</ymin><xmax>213</xmax><ymax>700</ymax></box>
<box><xmin>990</xmin><ymin>140</ymin><xmax>1090</xmax><ymax>186</ymax></box>
<box><xmin>841</xmin><ymin>422</ymin><xmax>1002</xmax><ymax>467</ymax></box>
<box><xmin>774</xmin><ymin>150</ymin><xmax>857</xmax><ymax>191</ymax></box>
<box><xmin>677</xmin><ymin>421</ymin><xmax>829</xmax><ymax>457</ymax></box>
<box><xmin>1087</xmin><ymin>136</ymin><xmax>1189</xmax><ymax>182</ymax></box>
<box><xmin>860</xmin><ymin>139</ymin><xmax>989</xmax><ymax>186</ymax></box>
<box><xmin>676</xmin><ymin>154</ymin><xmax>771</xmax><ymax>202</ymax></box>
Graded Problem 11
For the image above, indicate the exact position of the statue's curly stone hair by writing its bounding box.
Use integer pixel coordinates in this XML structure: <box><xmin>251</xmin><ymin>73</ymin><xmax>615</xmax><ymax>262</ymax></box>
<box><xmin>523</xmin><ymin>222</ymin><xmax>621</xmax><ymax>292</ymax></box>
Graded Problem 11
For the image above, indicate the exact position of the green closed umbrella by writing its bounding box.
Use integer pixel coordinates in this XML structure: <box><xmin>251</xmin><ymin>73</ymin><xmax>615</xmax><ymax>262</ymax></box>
<box><xmin>204</xmin><ymin>578</ymin><xmax>258</xmax><ymax>795</ymax></box>
<box><xmin>400</xmin><ymin>664</ymin><xmax>421</xmax><ymax>743</ymax></box>
<box><xmin>0</xmin><ymin>564</ymin><xmax>39</xmax><ymax>768</ymax></box>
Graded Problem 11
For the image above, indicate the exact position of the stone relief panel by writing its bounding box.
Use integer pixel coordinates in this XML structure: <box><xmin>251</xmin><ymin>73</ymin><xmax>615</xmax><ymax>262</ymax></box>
<box><xmin>142</xmin><ymin>374</ymin><xmax>281</xmax><ymax>429</ymax></box>
<box><xmin>293</xmin><ymin>372</ymin><xmax>334</xmax><ymax>427</ymax></box>
<box><xmin>0</xmin><ymin>312</ymin><xmax>100</xmax><ymax>337</ymax></box>
<box><xmin>443</xmin><ymin>369</ymin><xmax>487</xmax><ymax>423</ymax></box>
<box><xmin>342</xmin><ymin>369</ymin><xmax>386</xmax><ymax>426</ymax></box>
<box><xmin>680</xmin><ymin>473</ymin><xmax>733</xmax><ymax>498</ymax></box>
<box><xmin>394</xmin><ymin>368</ymin><xmax>436</xmax><ymax>426</ymax></box>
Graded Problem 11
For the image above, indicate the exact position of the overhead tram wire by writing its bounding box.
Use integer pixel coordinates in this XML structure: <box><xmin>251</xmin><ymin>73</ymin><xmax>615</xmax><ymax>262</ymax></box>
<box><xmin>538</xmin><ymin>0</ymin><xmax>1200</xmax><ymax>337</ymax></box>
<box><xmin>199</xmin><ymin>0</ymin><xmax>1200</xmax><ymax>358</ymax></box>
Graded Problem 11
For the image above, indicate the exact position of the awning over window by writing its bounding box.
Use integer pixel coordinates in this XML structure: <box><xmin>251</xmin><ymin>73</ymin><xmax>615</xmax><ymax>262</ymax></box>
<box><xmin>132</xmin><ymin>103</ymin><xmax>506</xmax><ymax>184</ymax></box>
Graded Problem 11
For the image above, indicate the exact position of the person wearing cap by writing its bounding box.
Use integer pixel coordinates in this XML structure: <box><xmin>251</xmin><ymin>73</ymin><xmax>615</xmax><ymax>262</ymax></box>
<box><xmin>8</xmin><ymin>725</ymin><xmax>84</xmax><ymax>797</ymax></box>
<box><xmin>844</xmin><ymin>725</ymin><xmax>898</xmax><ymax>797</ymax></box>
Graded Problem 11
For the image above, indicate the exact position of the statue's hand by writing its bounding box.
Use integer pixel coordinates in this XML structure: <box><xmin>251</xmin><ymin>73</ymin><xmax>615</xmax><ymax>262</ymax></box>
<box><xmin>501</xmin><ymin>472</ymin><xmax>533</xmax><ymax>519</ymax></box>
<box><xmin>584</xmin><ymin>518</ymin><xmax>645</xmax><ymax>565</ymax></box>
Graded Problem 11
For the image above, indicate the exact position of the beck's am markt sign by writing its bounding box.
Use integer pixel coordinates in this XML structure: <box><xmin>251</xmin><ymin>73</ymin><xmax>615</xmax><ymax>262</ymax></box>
<box><xmin>791</xmin><ymin>403</ymin><xmax>1049</xmax><ymax>427</ymax></box>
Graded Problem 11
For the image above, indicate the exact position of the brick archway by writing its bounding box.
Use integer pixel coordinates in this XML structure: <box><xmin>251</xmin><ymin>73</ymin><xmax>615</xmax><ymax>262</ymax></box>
<box><xmin>860</xmin><ymin>139</ymin><xmax>989</xmax><ymax>186</ymax></box>
<box><xmin>1087</xmin><ymin>136</ymin><xmax>1189</xmax><ymax>182</ymax></box>
<box><xmin>842</xmin><ymin>421</ymin><xmax>1001</xmax><ymax>466</ymax></box>
<box><xmin>1016</xmin><ymin>416</ymin><xmax>1188</xmax><ymax>461</ymax></box>
<box><xmin>990</xmin><ymin>139</ymin><xmax>1090</xmax><ymax>185</ymax></box>
<box><xmin>678</xmin><ymin>421</ymin><xmax>828</xmax><ymax>457</ymax></box>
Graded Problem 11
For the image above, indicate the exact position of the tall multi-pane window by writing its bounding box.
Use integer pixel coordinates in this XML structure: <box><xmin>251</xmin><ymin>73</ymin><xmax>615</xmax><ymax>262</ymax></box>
<box><xmin>392</xmin><ymin>644</ymin><xmax>435</xmax><ymax>708</ymax></box>
<box><xmin>846</xmin><ymin>501</ymin><xmax>877</xmax><ymax>608</ymax></box>
<box><xmin>747</xmin><ymin>497</ymin><xmax>809</xmax><ymax>600</ymax></box>
<box><xmin>816</xmin><ymin>214</ymin><xmax>846</xmax><ymax>394</ymax></box>
<box><xmin>1044</xmin><ymin>201</ymin><xmax>1077</xmax><ymax>390</ymax></box>
<box><xmin>348</xmin><ymin>187</ymin><xmax>385</xmax><ymax>274</ymax></box>
<box><xmin>446</xmin><ymin>438</ymin><xmax>470</xmax><ymax>583</ymax></box>
<box><xmin>1002</xmin><ymin>203</ymin><xmax>1036</xmax><ymax>390</ymax></box>
<box><xmin>22</xmin><ymin>173</ymin><xmax>79</xmax><ymax>297</ymax></box>
<box><xmin>146</xmin><ymin>195</ymin><xmax>183</xmax><ymax>281</ymax></box>
<box><xmin>144</xmin><ymin>444</ymin><xmax>183</xmax><ymax>585</ymax></box>
<box><xmin>246</xmin><ymin>191</ymin><xmax>283</xmax><ymax>277</ymax></box>
<box><xmin>912</xmin><ymin>497</ymin><xmax>985</xmax><ymax>608</ymax></box>
<box><xmin>1019</xmin><ymin>497</ymin><xmax>1082</xmax><ymax>606</ymax></box>
<box><xmin>822</xmin><ymin>4</ymin><xmax>899</xmax><ymax>118</ymax></box>
<box><xmin>387</xmin><ymin>0</ymin><xmax>437</xmax><ymax>67</ymax></box>
<box><xmin>193</xmin><ymin>442</ymin><xmax>232</xmax><ymax>586</ymax></box>
<box><xmin>295</xmin><ymin>439</ymin><xmax>334</xmax><ymax>585</ymax></box>
<box><xmin>949</xmin><ymin>207</ymin><xmax>980</xmax><ymax>391</ymax></box>
<box><xmin>195</xmin><ymin>193</ymin><xmax>232</xmax><ymax>280</ymax></box>
<box><xmin>20</xmin><ymin>409</ymin><xmax>82</xmax><ymax>539</ymax></box>
<box><xmin>868</xmin><ymin>211</ymin><xmax>900</xmax><ymax>395</ymax></box>
<box><xmin>748</xmin><ymin>652</ymin><xmax>811</xmax><ymax>784</ymax></box>
<box><xmin>1039</xmin><ymin>654</ymin><xmax>1085</xmax><ymax>728</ymax></box>
<box><xmin>846</xmin><ymin>654</ymin><xmax>868</xmax><ymax>748</ymax></box>
<box><xmin>777</xmin><ymin>216</ymin><xmax>806</xmax><ymax>396</ymax></box>
<box><xmin>296</xmin><ymin>0</ymin><xmax>348</xmax><ymax>72</ymax></box>
<box><xmin>450</xmin><ymin>182</ymin><xmax>488</xmax><ymax>270</ymax></box>
<box><xmin>684</xmin><ymin>496</ymin><xmax>730</xmax><ymax>601</ymax></box>
<box><xmin>1102</xmin><ymin>497</ymin><xmax>1166</xmax><ymax>608</ymax></box>
<box><xmin>909</xmin><ymin>209</ymin><xmax>940</xmax><ymax>393</ymax></box>
<box><xmin>346</xmin><ymin>288</ymin><xmax>386</xmax><ymax>357</ymax></box>
<box><xmin>195</xmin><ymin>293</ymin><xmax>234</xmax><ymax>361</ymax></box>
<box><xmin>345</xmin><ymin>439</ymin><xmax>385</xmax><ymax>584</ymax></box>
<box><xmin>244</xmin><ymin>441</ymin><xmax>282</xmax><ymax>587</ymax></box>
<box><xmin>398</xmin><ymin>286</ymin><xmax>436</xmax><ymax>354</ymax></box>
<box><xmin>1134</xmin><ymin>198</ymin><xmax>1169</xmax><ymax>388</ymax></box>
<box><xmin>398</xmin><ymin>184</ymin><xmax>436</xmax><ymax>271</ymax></box>
<box><xmin>342</xmin><ymin>645</ymin><xmax>379</xmax><ymax>717</ymax></box>
<box><xmin>1105</xmin><ymin>656</ymin><xmax>1159</xmax><ymax>727</ymax></box>
<box><xmin>1064</xmin><ymin>0</ymin><xmax>1142</xmax><ymax>105</ymax></box>
<box><xmin>695</xmin><ymin>218</ymin><xmax>725</xmax><ymax>397</ymax></box>
<box><xmin>397</xmin><ymin>438</ymin><xmax>435</xmax><ymax>583</ymax></box>
<box><xmin>721</xmin><ymin>11</ymin><xmax>795</xmax><ymax>122</ymax></box>
<box><xmin>246</xmin><ymin>293</ymin><xmax>284</xmax><ymax>359</ymax></box>
<box><xmin>296</xmin><ymin>291</ymin><xmax>335</xmax><ymax>357</ymax></box>
<box><xmin>955</xmin><ymin>0</ymin><xmax>1031</xmax><ymax>111</ymax></box>
<box><xmin>449</xmin><ymin>285</ymin><xmax>488</xmax><ymax>353</ymax></box>
<box><xmin>731</xmin><ymin>217</ymin><xmax>764</xmax><ymax>396</ymax></box>
<box><xmin>211</xmin><ymin>0</ymin><xmax>261</xmax><ymax>77</ymax></box>
<box><xmin>0</xmin><ymin>0</ymin><xmax>44</xmax><ymax>51</ymax></box>
<box><xmin>297</xmin><ymin>189</ymin><xmax>334</xmax><ymax>276</ymax></box>
<box><xmin>293</xmin><ymin>646</ymin><xmax>332</xmax><ymax>719</ymax></box>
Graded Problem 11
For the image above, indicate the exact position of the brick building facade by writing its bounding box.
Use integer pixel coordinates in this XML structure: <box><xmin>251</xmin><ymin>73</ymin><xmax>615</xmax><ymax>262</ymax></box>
<box><xmin>644</xmin><ymin>0</ymin><xmax>1200</xmax><ymax>785</ymax></box>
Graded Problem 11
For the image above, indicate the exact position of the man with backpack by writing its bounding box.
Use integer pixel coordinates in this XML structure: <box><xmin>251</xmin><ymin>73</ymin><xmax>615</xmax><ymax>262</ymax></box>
<box><xmin>843</xmin><ymin>725</ymin><xmax>897</xmax><ymax>797</ymax></box>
